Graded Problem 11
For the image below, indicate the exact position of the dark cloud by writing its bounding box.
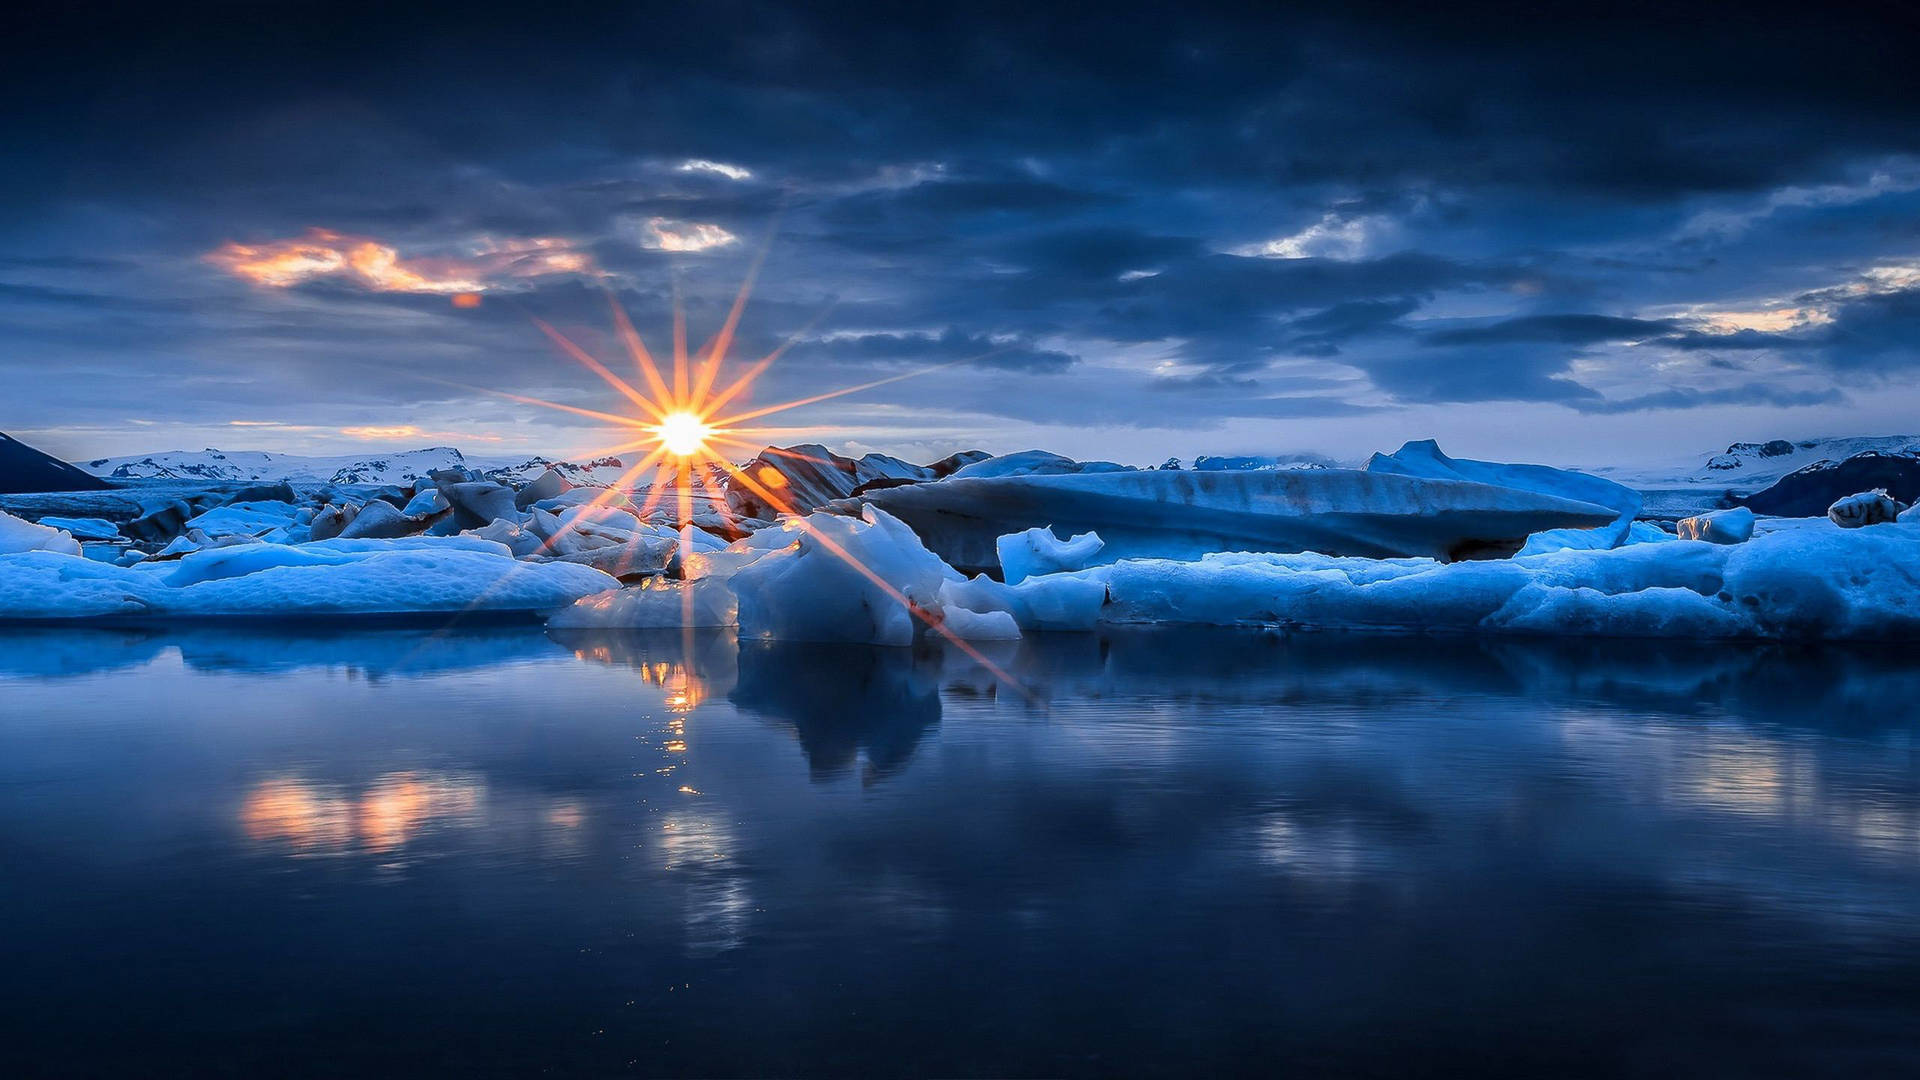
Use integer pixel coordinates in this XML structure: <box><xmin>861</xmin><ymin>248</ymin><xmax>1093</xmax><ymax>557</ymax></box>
<box><xmin>1570</xmin><ymin>385</ymin><xmax>1848</xmax><ymax>415</ymax></box>
<box><xmin>1</xmin><ymin>1</ymin><xmax>1916</xmax><ymax>457</ymax></box>
<box><xmin>1424</xmin><ymin>315</ymin><xmax>1681</xmax><ymax>347</ymax></box>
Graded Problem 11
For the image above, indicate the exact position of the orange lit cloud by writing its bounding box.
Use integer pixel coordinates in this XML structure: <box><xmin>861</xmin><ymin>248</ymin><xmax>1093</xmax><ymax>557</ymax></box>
<box><xmin>208</xmin><ymin>227</ymin><xmax>596</xmax><ymax>293</ymax></box>
<box><xmin>339</xmin><ymin>425</ymin><xmax>505</xmax><ymax>442</ymax></box>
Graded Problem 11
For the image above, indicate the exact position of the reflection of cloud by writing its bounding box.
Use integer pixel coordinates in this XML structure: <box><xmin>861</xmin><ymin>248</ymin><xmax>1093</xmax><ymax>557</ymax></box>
<box><xmin>239</xmin><ymin>772</ymin><xmax>485</xmax><ymax>853</ymax></box>
<box><xmin>206</xmin><ymin>228</ymin><xmax>594</xmax><ymax>293</ymax></box>
<box><xmin>639</xmin><ymin>218</ymin><xmax>738</xmax><ymax>253</ymax></box>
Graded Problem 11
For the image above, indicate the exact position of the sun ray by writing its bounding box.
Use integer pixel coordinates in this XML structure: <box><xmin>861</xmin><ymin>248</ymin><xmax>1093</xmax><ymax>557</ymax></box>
<box><xmin>697</xmin><ymin>300</ymin><xmax>839</xmax><ymax>420</ymax></box>
<box><xmin>532</xmin><ymin>317</ymin><xmax>670</xmax><ymax>423</ymax></box>
<box><xmin>607</xmin><ymin>290</ymin><xmax>675</xmax><ymax>407</ymax></box>
<box><xmin>706</xmin><ymin>354</ymin><xmax>985</xmax><ymax>429</ymax></box>
<box><xmin>429</xmin><ymin>377</ymin><xmax>652</xmax><ymax>431</ymax></box>
<box><xmin>688</xmin><ymin>241</ymin><xmax>769</xmax><ymax>413</ymax></box>
<box><xmin>671</xmin><ymin>277</ymin><xmax>689</xmax><ymax>403</ymax></box>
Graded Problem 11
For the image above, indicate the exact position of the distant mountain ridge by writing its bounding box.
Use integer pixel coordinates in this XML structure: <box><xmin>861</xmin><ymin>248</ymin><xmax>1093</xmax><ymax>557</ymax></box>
<box><xmin>81</xmin><ymin>447</ymin><xmax>639</xmax><ymax>487</ymax></box>
<box><xmin>1</xmin><ymin>432</ymin><xmax>113</xmax><ymax>494</ymax></box>
<box><xmin>1594</xmin><ymin>435</ymin><xmax>1920</xmax><ymax>490</ymax></box>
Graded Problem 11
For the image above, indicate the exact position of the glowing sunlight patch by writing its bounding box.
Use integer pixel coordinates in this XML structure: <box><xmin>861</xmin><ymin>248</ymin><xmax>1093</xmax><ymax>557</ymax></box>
<box><xmin>655</xmin><ymin>411</ymin><xmax>713</xmax><ymax>457</ymax></box>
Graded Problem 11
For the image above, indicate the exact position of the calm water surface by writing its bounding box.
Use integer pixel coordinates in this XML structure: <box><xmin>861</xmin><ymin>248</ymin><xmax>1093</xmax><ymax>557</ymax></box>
<box><xmin>1</xmin><ymin>625</ymin><xmax>1917</xmax><ymax>1077</ymax></box>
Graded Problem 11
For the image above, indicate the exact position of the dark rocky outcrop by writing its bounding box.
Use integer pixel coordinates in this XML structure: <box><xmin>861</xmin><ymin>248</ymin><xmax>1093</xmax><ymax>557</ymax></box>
<box><xmin>0</xmin><ymin>432</ymin><xmax>113</xmax><ymax>495</ymax></box>
<box><xmin>1738</xmin><ymin>451</ymin><xmax>1920</xmax><ymax>516</ymax></box>
<box><xmin>224</xmin><ymin>482</ymin><xmax>297</xmax><ymax>505</ymax></box>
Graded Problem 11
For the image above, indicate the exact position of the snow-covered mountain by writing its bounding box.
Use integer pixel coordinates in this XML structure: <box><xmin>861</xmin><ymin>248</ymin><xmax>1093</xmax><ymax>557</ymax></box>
<box><xmin>81</xmin><ymin>446</ymin><xmax>654</xmax><ymax>488</ymax></box>
<box><xmin>469</xmin><ymin>455</ymin><xmax>639</xmax><ymax>487</ymax></box>
<box><xmin>82</xmin><ymin>447</ymin><xmax>474</xmax><ymax>485</ymax></box>
<box><xmin>1593</xmin><ymin>435</ymin><xmax>1920</xmax><ymax>491</ymax></box>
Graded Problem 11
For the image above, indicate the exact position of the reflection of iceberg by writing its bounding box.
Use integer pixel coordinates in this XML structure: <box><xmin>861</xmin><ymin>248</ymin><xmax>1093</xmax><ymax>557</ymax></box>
<box><xmin>729</xmin><ymin>642</ymin><xmax>943</xmax><ymax>779</ymax></box>
<box><xmin>0</xmin><ymin>626</ymin><xmax>170</xmax><ymax>678</ymax></box>
<box><xmin>921</xmin><ymin>629</ymin><xmax>1920</xmax><ymax>736</ymax></box>
<box><xmin>547</xmin><ymin>627</ymin><xmax>741</xmax><ymax>703</ymax></box>
<box><xmin>0</xmin><ymin>624</ymin><xmax>569</xmax><ymax>679</ymax></box>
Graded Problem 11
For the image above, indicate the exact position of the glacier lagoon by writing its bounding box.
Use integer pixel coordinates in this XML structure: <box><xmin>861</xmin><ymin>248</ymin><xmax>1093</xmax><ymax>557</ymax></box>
<box><xmin>2</xmin><ymin>624</ymin><xmax>1919</xmax><ymax>1076</ymax></box>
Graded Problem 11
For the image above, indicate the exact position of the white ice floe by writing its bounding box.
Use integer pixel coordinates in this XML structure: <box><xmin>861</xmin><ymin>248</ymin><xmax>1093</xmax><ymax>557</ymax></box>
<box><xmin>0</xmin><ymin>521</ymin><xmax>614</xmax><ymax>620</ymax></box>
<box><xmin>1828</xmin><ymin>489</ymin><xmax>1907</xmax><ymax>528</ymax></box>
<box><xmin>0</xmin><ymin>511</ymin><xmax>82</xmax><ymax>556</ymax></box>
<box><xmin>553</xmin><ymin>506</ymin><xmax>1920</xmax><ymax>643</ymax></box>
<box><xmin>182</xmin><ymin>500</ymin><xmax>302</xmax><ymax>538</ymax></box>
<box><xmin>1677</xmin><ymin>507</ymin><xmax>1756</xmax><ymax>544</ymax></box>
<box><xmin>36</xmin><ymin>516</ymin><xmax>121</xmax><ymax>541</ymax></box>
<box><xmin>996</xmin><ymin>527</ymin><xmax>1106</xmax><ymax>584</ymax></box>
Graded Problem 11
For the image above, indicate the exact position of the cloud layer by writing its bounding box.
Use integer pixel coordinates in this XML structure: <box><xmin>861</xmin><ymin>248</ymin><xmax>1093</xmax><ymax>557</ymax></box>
<box><xmin>3</xmin><ymin>1</ymin><xmax>1919</xmax><ymax>463</ymax></box>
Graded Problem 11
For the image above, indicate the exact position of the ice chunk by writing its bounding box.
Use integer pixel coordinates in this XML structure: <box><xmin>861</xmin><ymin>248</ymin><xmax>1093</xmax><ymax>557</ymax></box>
<box><xmin>466</xmin><ymin>518</ymin><xmax>544</xmax><ymax>557</ymax></box>
<box><xmin>1676</xmin><ymin>507</ymin><xmax>1756</xmax><ymax>544</ymax></box>
<box><xmin>996</xmin><ymin>527</ymin><xmax>1105</xmax><ymax>584</ymax></box>
<box><xmin>1079</xmin><ymin>521</ymin><xmax>1920</xmax><ymax>640</ymax></box>
<box><xmin>728</xmin><ymin>509</ymin><xmax>956</xmax><ymax>645</ymax></box>
<box><xmin>514</xmin><ymin>467</ymin><xmax>573</xmax><ymax>509</ymax></box>
<box><xmin>725</xmin><ymin>443</ymin><xmax>936</xmax><ymax>518</ymax></box>
<box><xmin>402</xmin><ymin>487</ymin><xmax>449</xmax><ymax>516</ymax></box>
<box><xmin>550</xmin><ymin>576</ymin><xmax>740</xmax><ymax>629</ymax></box>
<box><xmin>337</xmin><ymin>500</ymin><xmax>436</xmax><ymax>539</ymax></box>
<box><xmin>842</xmin><ymin>468</ymin><xmax>1619</xmax><ymax>574</ymax></box>
<box><xmin>1828</xmin><ymin>489</ymin><xmax>1906</xmax><ymax>528</ymax></box>
<box><xmin>934</xmin><ymin>604</ymin><xmax>1022</xmax><ymax>640</ymax></box>
<box><xmin>308</xmin><ymin>503</ymin><xmax>356</xmax><ymax>541</ymax></box>
<box><xmin>183</xmin><ymin>500</ymin><xmax>299</xmax><ymax>538</ymax></box>
<box><xmin>1518</xmin><ymin>519</ymin><xmax>1673</xmax><ymax>557</ymax></box>
<box><xmin>441</xmin><ymin>481</ymin><xmax>522</xmax><ymax>529</ymax></box>
<box><xmin>38</xmin><ymin>516</ymin><xmax>121</xmax><ymax>541</ymax></box>
<box><xmin>938</xmin><ymin>571</ymin><xmax>1107</xmax><ymax>631</ymax></box>
<box><xmin>0</xmin><ymin>535</ymin><xmax>614</xmax><ymax>620</ymax></box>
<box><xmin>0</xmin><ymin>510</ymin><xmax>83</xmax><ymax>556</ymax></box>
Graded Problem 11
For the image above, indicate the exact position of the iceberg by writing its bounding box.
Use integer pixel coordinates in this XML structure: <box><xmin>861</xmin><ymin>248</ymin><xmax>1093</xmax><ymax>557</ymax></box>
<box><xmin>0</xmin><ymin>511</ymin><xmax>83</xmax><ymax>556</ymax></box>
<box><xmin>729</xmin><ymin>509</ymin><xmax>971</xmax><ymax>646</ymax></box>
<box><xmin>37</xmin><ymin>516</ymin><xmax>121</xmax><ymax>541</ymax></box>
<box><xmin>1677</xmin><ymin>507</ymin><xmax>1756</xmax><ymax>544</ymax></box>
<box><xmin>1828</xmin><ymin>489</ymin><xmax>1906</xmax><ymax>528</ymax></box>
<box><xmin>552</xmin><ymin>505</ymin><xmax>1920</xmax><ymax>643</ymax></box>
<box><xmin>997</xmin><ymin>527</ymin><xmax>1105</xmax><ymax>584</ymax></box>
<box><xmin>0</xmin><ymin>525</ymin><xmax>615</xmax><ymax>621</ymax></box>
<box><xmin>836</xmin><ymin>468</ymin><xmax>1620</xmax><ymax>575</ymax></box>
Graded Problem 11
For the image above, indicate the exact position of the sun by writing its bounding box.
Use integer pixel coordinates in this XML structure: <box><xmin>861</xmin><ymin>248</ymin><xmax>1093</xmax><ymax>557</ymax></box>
<box><xmin>654</xmin><ymin>410</ymin><xmax>712</xmax><ymax>457</ymax></box>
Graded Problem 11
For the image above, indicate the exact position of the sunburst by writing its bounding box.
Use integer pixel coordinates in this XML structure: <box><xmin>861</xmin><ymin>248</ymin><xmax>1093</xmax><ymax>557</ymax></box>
<box><xmin>484</xmin><ymin>263</ymin><xmax>1019</xmax><ymax>684</ymax></box>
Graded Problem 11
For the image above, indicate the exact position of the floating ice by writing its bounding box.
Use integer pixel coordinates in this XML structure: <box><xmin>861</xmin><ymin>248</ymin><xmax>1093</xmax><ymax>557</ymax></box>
<box><xmin>0</xmin><ymin>511</ymin><xmax>82</xmax><ymax>556</ymax></box>
<box><xmin>842</xmin><ymin>467</ymin><xmax>1619</xmax><ymax>574</ymax></box>
<box><xmin>37</xmin><ymin>516</ymin><xmax>121</xmax><ymax>541</ymax></box>
<box><xmin>1828</xmin><ymin>489</ymin><xmax>1906</xmax><ymax>528</ymax></box>
<box><xmin>554</xmin><ymin>509</ymin><xmax>1920</xmax><ymax>643</ymax></box>
<box><xmin>0</xmin><ymin>531</ymin><xmax>614</xmax><ymax>620</ymax></box>
<box><xmin>1677</xmin><ymin>507</ymin><xmax>1756</xmax><ymax>544</ymax></box>
<box><xmin>996</xmin><ymin>527</ymin><xmax>1104</xmax><ymax>584</ymax></box>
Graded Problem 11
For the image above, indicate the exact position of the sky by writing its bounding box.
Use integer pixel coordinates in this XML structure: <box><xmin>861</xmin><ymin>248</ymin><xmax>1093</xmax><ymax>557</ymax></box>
<box><xmin>4</xmin><ymin>0</ymin><xmax>1919</xmax><ymax>469</ymax></box>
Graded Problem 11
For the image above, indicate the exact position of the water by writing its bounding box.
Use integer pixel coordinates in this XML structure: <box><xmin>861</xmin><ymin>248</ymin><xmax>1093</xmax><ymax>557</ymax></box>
<box><xmin>2</xmin><ymin>625</ymin><xmax>1917</xmax><ymax>1077</ymax></box>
